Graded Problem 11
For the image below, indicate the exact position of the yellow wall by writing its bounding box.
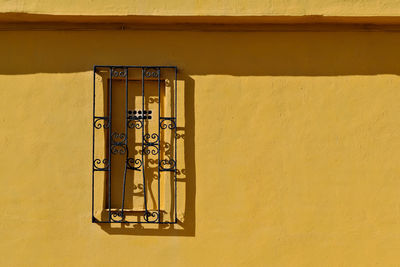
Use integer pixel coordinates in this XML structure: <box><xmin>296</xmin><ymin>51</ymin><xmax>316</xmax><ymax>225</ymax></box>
<box><xmin>1</xmin><ymin>29</ymin><xmax>400</xmax><ymax>266</ymax></box>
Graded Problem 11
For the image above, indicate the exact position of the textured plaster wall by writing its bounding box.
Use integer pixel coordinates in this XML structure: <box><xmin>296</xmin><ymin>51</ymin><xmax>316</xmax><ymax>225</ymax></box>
<box><xmin>1</xmin><ymin>30</ymin><xmax>400</xmax><ymax>266</ymax></box>
<box><xmin>1</xmin><ymin>0</ymin><xmax>400</xmax><ymax>16</ymax></box>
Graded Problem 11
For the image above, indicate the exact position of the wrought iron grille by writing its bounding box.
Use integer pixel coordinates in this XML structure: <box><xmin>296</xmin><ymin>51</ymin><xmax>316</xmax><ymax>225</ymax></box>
<box><xmin>92</xmin><ymin>65</ymin><xmax>178</xmax><ymax>224</ymax></box>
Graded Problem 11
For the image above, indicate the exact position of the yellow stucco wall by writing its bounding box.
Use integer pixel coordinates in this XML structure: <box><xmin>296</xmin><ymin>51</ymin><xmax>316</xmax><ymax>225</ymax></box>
<box><xmin>1</xmin><ymin>29</ymin><xmax>400</xmax><ymax>266</ymax></box>
<box><xmin>2</xmin><ymin>0</ymin><xmax>400</xmax><ymax>16</ymax></box>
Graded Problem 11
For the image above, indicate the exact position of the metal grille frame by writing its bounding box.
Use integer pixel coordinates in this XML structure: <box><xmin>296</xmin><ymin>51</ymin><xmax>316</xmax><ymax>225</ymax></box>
<box><xmin>92</xmin><ymin>65</ymin><xmax>178</xmax><ymax>224</ymax></box>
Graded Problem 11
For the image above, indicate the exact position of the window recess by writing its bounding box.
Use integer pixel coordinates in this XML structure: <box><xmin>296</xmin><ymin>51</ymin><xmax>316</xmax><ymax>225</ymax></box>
<box><xmin>92</xmin><ymin>66</ymin><xmax>178</xmax><ymax>224</ymax></box>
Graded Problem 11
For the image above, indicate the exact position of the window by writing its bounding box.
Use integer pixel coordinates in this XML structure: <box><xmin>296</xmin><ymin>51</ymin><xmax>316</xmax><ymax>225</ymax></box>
<box><xmin>92</xmin><ymin>66</ymin><xmax>178</xmax><ymax>224</ymax></box>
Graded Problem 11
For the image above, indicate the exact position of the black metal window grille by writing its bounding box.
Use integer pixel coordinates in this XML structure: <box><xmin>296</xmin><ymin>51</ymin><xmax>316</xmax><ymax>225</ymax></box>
<box><xmin>92</xmin><ymin>65</ymin><xmax>178</xmax><ymax>224</ymax></box>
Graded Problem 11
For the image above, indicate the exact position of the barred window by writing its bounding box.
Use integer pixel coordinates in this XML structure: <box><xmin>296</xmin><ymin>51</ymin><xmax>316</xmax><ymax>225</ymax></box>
<box><xmin>92</xmin><ymin>66</ymin><xmax>179</xmax><ymax>224</ymax></box>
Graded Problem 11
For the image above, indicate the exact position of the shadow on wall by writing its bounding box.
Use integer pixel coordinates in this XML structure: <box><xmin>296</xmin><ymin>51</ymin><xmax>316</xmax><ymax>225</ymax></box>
<box><xmin>2</xmin><ymin>31</ymin><xmax>400</xmax><ymax>76</ymax></box>
<box><xmin>4</xmin><ymin>30</ymin><xmax>400</xmax><ymax>237</ymax></box>
<box><xmin>97</xmin><ymin>74</ymin><xmax>196</xmax><ymax>236</ymax></box>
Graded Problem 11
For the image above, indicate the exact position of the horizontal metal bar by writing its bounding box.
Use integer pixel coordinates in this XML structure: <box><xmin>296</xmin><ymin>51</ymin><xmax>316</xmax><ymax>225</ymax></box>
<box><xmin>94</xmin><ymin>65</ymin><xmax>177</xmax><ymax>69</ymax></box>
<box><xmin>94</xmin><ymin>220</ymin><xmax>178</xmax><ymax>224</ymax></box>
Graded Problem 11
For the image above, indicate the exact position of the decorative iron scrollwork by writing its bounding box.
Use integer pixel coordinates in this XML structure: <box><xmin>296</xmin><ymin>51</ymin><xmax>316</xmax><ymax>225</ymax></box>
<box><xmin>143</xmin><ymin>133</ymin><xmax>159</xmax><ymax>144</ymax></box>
<box><xmin>144</xmin><ymin>211</ymin><xmax>159</xmax><ymax>222</ymax></box>
<box><xmin>128</xmin><ymin>118</ymin><xmax>143</xmax><ymax>129</ymax></box>
<box><xmin>111</xmin><ymin>145</ymin><xmax>126</xmax><ymax>155</ymax></box>
<box><xmin>111</xmin><ymin>132</ymin><xmax>127</xmax><ymax>143</ymax></box>
<box><xmin>127</xmin><ymin>158</ymin><xmax>142</xmax><ymax>170</ymax></box>
<box><xmin>93</xmin><ymin>158</ymin><xmax>110</xmax><ymax>171</ymax></box>
<box><xmin>144</xmin><ymin>68</ymin><xmax>160</xmax><ymax>78</ymax></box>
<box><xmin>159</xmin><ymin>159</ymin><xmax>176</xmax><ymax>172</ymax></box>
<box><xmin>112</xmin><ymin>69</ymin><xmax>127</xmax><ymax>78</ymax></box>
<box><xmin>110</xmin><ymin>210</ymin><xmax>125</xmax><ymax>222</ymax></box>
<box><xmin>160</xmin><ymin>117</ymin><xmax>176</xmax><ymax>129</ymax></box>
<box><xmin>94</xmin><ymin>117</ymin><xmax>110</xmax><ymax>129</ymax></box>
<box><xmin>111</xmin><ymin>132</ymin><xmax>127</xmax><ymax>154</ymax></box>
<box><xmin>92</xmin><ymin>65</ymin><xmax>179</xmax><ymax>224</ymax></box>
<box><xmin>142</xmin><ymin>133</ymin><xmax>160</xmax><ymax>155</ymax></box>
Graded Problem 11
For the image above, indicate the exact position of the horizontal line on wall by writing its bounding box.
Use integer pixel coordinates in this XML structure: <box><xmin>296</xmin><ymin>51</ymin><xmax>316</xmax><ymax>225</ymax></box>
<box><xmin>2</xmin><ymin>22</ymin><xmax>400</xmax><ymax>32</ymax></box>
<box><xmin>3</xmin><ymin>13</ymin><xmax>400</xmax><ymax>24</ymax></box>
<box><xmin>2</xmin><ymin>13</ymin><xmax>400</xmax><ymax>31</ymax></box>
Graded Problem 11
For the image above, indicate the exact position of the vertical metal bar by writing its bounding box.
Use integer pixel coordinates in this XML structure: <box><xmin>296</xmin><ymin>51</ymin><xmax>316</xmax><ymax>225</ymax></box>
<box><xmin>108</xmin><ymin>68</ymin><xmax>113</xmax><ymax>221</ymax></box>
<box><xmin>141</xmin><ymin>68</ymin><xmax>148</xmax><ymax>214</ymax></box>
<box><xmin>121</xmin><ymin>68</ymin><xmax>129</xmax><ymax>218</ymax></box>
<box><xmin>157</xmin><ymin>68</ymin><xmax>161</xmax><ymax>222</ymax></box>
<box><xmin>174</xmin><ymin>67</ymin><xmax>178</xmax><ymax>223</ymax></box>
<box><xmin>92</xmin><ymin>66</ymin><xmax>96</xmax><ymax>222</ymax></box>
